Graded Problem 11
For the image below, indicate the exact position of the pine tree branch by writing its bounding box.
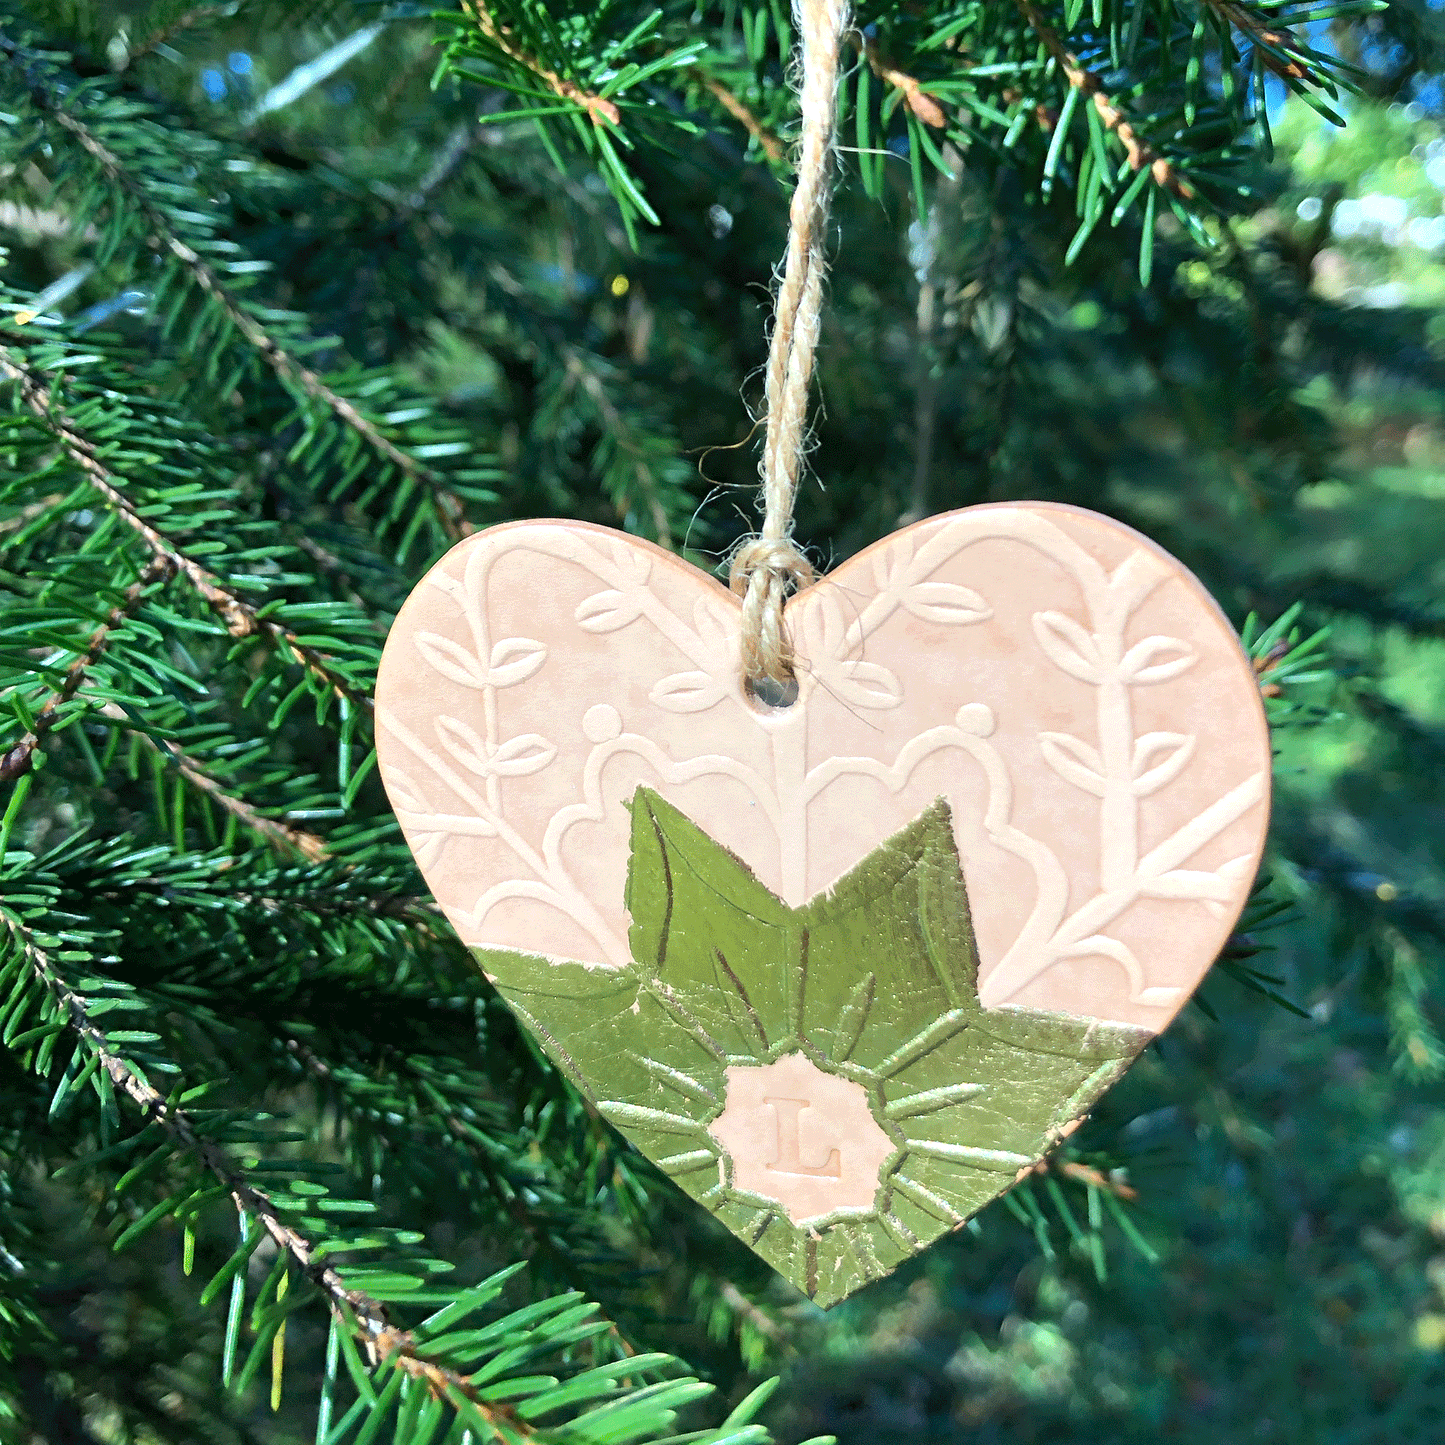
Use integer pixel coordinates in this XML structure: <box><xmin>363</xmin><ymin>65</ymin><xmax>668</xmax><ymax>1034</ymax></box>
<box><xmin>0</xmin><ymin>558</ymin><xmax>171</xmax><ymax>783</ymax></box>
<box><xmin>0</xmin><ymin>32</ymin><xmax>474</xmax><ymax>542</ymax></box>
<box><xmin>0</xmin><ymin>492</ymin><xmax>65</xmax><ymax>538</ymax></box>
<box><xmin>851</xmin><ymin>30</ymin><xmax>948</xmax><ymax>129</ymax></box>
<box><xmin>4</xmin><ymin>912</ymin><xmax>533</xmax><ymax>1434</ymax></box>
<box><xmin>1203</xmin><ymin>0</ymin><xmax>1311</xmax><ymax>81</ymax></box>
<box><xmin>0</xmin><ymin>345</ymin><xmax>374</xmax><ymax>715</ymax></box>
<box><xmin>1033</xmin><ymin>1157</ymin><xmax>1140</xmax><ymax>1200</ymax></box>
<box><xmin>399</xmin><ymin>122</ymin><xmax>483</xmax><ymax>216</ymax></box>
<box><xmin>691</xmin><ymin>71</ymin><xmax>786</xmax><ymax>162</ymax></box>
<box><xmin>288</xmin><ymin>531</ymin><xmax>375</xmax><ymax>618</ymax></box>
<box><xmin>280</xmin><ymin>1024</ymin><xmax>652</xmax><ymax>1349</ymax></box>
<box><xmin>1009</xmin><ymin>0</ymin><xmax>1196</xmax><ymax>197</ymax></box>
<box><xmin>286</xmin><ymin>1032</ymin><xmax>578</xmax><ymax>1248</ymax></box>
<box><xmin>717</xmin><ymin>1281</ymin><xmax>793</xmax><ymax>1352</ymax></box>
<box><xmin>88</xmin><ymin>867</ymin><xmax>440</xmax><ymax>925</ymax></box>
<box><xmin>338</xmin><ymin>124</ymin><xmax>486</xmax><ymax>345</ymax></box>
<box><xmin>563</xmin><ymin>351</ymin><xmax>673</xmax><ymax>546</ymax></box>
<box><xmin>95</xmin><ymin>704</ymin><xmax>330</xmax><ymax>860</ymax></box>
<box><xmin>460</xmin><ymin>0</ymin><xmax>621</xmax><ymax>126</ymax></box>
<box><xmin>118</xmin><ymin>3</ymin><xmax>235</xmax><ymax>69</ymax></box>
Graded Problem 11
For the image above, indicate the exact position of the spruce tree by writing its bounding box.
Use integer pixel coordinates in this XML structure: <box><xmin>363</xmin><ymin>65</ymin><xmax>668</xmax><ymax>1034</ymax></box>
<box><xmin>2</xmin><ymin>2</ymin><xmax>1443</xmax><ymax>1442</ymax></box>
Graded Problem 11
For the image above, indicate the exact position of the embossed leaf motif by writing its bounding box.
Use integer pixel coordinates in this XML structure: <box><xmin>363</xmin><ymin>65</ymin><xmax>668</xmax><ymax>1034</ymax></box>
<box><xmin>481</xmin><ymin>789</ymin><xmax>1150</xmax><ymax>1309</ymax></box>
<box><xmin>491</xmin><ymin>733</ymin><xmax>556</xmax><ymax>776</ymax></box>
<box><xmin>435</xmin><ymin>716</ymin><xmax>492</xmax><ymax>776</ymax></box>
<box><xmin>575</xmin><ymin>590</ymin><xmax>641</xmax><ymax>633</ymax></box>
<box><xmin>488</xmin><ymin>637</ymin><xmax>546</xmax><ymax>688</ymax></box>
<box><xmin>650</xmin><ymin>671</ymin><xmax>726</xmax><ymax>713</ymax></box>
<box><xmin>793</xmin><ymin>588</ymin><xmax>849</xmax><ymax>667</ymax></box>
<box><xmin>830</xmin><ymin>660</ymin><xmax>904</xmax><ymax>710</ymax></box>
<box><xmin>874</xmin><ymin>533</ymin><xmax>912</xmax><ymax>590</ymax></box>
<box><xmin>610</xmin><ymin>538</ymin><xmax>652</xmax><ymax>585</ymax></box>
<box><xmin>692</xmin><ymin>597</ymin><xmax>733</xmax><ymax>665</ymax></box>
<box><xmin>435</xmin><ymin>719</ymin><xmax>555</xmax><ymax>778</ymax></box>
<box><xmin>382</xmin><ymin>767</ymin><xmax>428</xmax><ymax>815</ymax></box>
<box><xmin>1039</xmin><ymin>732</ymin><xmax>1106</xmax><ymax>796</ymax></box>
<box><xmin>1132</xmin><ymin>732</ymin><xmax>1196</xmax><ymax>795</ymax></box>
<box><xmin>1032</xmin><ymin>611</ymin><xmax>1104</xmax><ymax>683</ymax></box>
<box><xmin>1120</xmin><ymin>635</ymin><xmax>1196</xmax><ymax>684</ymax></box>
<box><xmin>414</xmin><ymin>631</ymin><xmax>490</xmax><ymax>689</ymax></box>
<box><xmin>901</xmin><ymin>581</ymin><xmax>993</xmax><ymax>626</ymax></box>
<box><xmin>413</xmin><ymin>832</ymin><xmax>450</xmax><ymax>872</ymax></box>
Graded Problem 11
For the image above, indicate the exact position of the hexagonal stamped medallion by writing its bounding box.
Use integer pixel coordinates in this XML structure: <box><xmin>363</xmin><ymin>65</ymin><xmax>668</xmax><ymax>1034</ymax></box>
<box><xmin>709</xmin><ymin>1053</ymin><xmax>895</xmax><ymax>1224</ymax></box>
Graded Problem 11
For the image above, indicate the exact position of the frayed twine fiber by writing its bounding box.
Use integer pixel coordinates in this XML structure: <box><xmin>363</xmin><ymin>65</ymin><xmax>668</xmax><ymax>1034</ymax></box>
<box><xmin>729</xmin><ymin>0</ymin><xmax>851</xmax><ymax>691</ymax></box>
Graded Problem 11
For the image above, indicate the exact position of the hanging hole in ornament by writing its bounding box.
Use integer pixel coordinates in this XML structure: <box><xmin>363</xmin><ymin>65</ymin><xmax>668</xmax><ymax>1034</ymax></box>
<box><xmin>746</xmin><ymin>672</ymin><xmax>800</xmax><ymax>710</ymax></box>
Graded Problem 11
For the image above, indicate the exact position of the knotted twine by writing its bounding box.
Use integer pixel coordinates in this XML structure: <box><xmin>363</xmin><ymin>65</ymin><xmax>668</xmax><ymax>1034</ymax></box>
<box><xmin>728</xmin><ymin>0</ymin><xmax>852</xmax><ymax>692</ymax></box>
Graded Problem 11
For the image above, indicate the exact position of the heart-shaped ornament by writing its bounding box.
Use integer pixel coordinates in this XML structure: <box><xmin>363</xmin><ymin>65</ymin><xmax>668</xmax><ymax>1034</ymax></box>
<box><xmin>376</xmin><ymin>503</ymin><xmax>1271</xmax><ymax>1305</ymax></box>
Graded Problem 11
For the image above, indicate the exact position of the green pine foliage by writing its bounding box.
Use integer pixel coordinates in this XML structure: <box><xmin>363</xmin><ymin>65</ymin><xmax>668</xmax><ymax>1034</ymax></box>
<box><xmin>1</xmin><ymin>0</ymin><xmax>1443</xmax><ymax>1441</ymax></box>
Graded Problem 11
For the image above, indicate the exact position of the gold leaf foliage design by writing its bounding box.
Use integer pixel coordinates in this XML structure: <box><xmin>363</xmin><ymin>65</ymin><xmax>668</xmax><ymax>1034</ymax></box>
<box><xmin>481</xmin><ymin>788</ymin><xmax>1152</xmax><ymax>1307</ymax></box>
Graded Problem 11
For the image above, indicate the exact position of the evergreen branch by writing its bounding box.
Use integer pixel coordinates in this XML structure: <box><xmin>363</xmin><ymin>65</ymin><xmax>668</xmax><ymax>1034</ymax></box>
<box><xmin>851</xmin><ymin>30</ymin><xmax>948</xmax><ymax>129</ymax></box>
<box><xmin>287</xmin><ymin>1033</ymin><xmax>551</xmax><ymax>1216</ymax></box>
<box><xmin>0</xmin><ymin>492</ymin><xmax>64</xmax><ymax>538</ymax></box>
<box><xmin>563</xmin><ymin>351</ymin><xmax>674</xmax><ymax>546</ymax></box>
<box><xmin>1034</xmin><ymin>1156</ymin><xmax>1140</xmax><ymax>1201</ymax></box>
<box><xmin>716</xmin><ymin>1281</ymin><xmax>792</xmax><ymax>1352</ymax></box>
<box><xmin>395</xmin><ymin>122</ymin><xmax>482</xmax><ymax>217</ymax></box>
<box><xmin>0</xmin><ymin>558</ymin><xmax>171</xmax><ymax>783</ymax></box>
<box><xmin>1204</xmin><ymin>0</ymin><xmax>1311</xmax><ymax>81</ymax></box>
<box><xmin>1008</xmin><ymin>0</ymin><xmax>1196</xmax><ymax>197</ymax></box>
<box><xmin>0</xmin><ymin>36</ymin><xmax>474</xmax><ymax>543</ymax></box>
<box><xmin>289</xmin><ymin>531</ymin><xmax>374</xmax><ymax>618</ymax></box>
<box><xmin>4</xmin><ymin>912</ymin><xmax>532</xmax><ymax>1435</ymax></box>
<box><xmin>0</xmin><ymin>199</ymin><xmax>87</xmax><ymax>239</ymax></box>
<box><xmin>271</xmin><ymin>999</ymin><xmax>678</xmax><ymax>1354</ymax></box>
<box><xmin>338</xmin><ymin>124</ymin><xmax>484</xmax><ymax>356</ymax></box>
<box><xmin>460</xmin><ymin>0</ymin><xmax>621</xmax><ymax>126</ymax></box>
<box><xmin>0</xmin><ymin>346</ymin><xmax>374</xmax><ymax>714</ymax></box>
<box><xmin>691</xmin><ymin>71</ymin><xmax>786</xmax><ymax>162</ymax></box>
<box><xmin>56</xmin><ymin>107</ymin><xmax>473</xmax><ymax>539</ymax></box>
<box><xmin>153</xmin><ymin>879</ymin><xmax>439</xmax><ymax>927</ymax></box>
<box><xmin>96</xmin><ymin>704</ymin><xmax>329</xmax><ymax>860</ymax></box>
<box><xmin>119</xmin><ymin>3</ymin><xmax>236</xmax><ymax>68</ymax></box>
<box><xmin>280</xmin><ymin>1027</ymin><xmax>636</xmax><ymax>1308</ymax></box>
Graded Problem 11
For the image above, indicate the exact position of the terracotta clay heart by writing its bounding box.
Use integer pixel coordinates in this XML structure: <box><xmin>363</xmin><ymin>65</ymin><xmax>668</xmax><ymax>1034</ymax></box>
<box><xmin>375</xmin><ymin>503</ymin><xmax>1271</xmax><ymax>1303</ymax></box>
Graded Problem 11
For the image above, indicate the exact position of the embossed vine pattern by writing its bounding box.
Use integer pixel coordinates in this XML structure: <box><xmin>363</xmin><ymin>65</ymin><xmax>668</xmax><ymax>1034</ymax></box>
<box><xmin>376</xmin><ymin>508</ymin><xmax>1267</xmax><ymax>1012</ymax></box>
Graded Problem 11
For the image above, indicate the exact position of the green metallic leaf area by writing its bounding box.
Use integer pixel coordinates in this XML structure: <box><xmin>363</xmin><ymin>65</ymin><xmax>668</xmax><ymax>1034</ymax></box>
<box><xmin>476</xmin><ymin>788</ymin><xmax>1151</xmax><ymax>1307</ymax></box>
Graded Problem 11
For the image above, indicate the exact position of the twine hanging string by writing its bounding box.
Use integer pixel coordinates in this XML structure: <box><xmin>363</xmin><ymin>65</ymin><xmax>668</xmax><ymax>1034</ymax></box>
<box><xmin>729</xmin><ymin>0</ymin><xmax>853</xmax><ymax>691</ymax></box>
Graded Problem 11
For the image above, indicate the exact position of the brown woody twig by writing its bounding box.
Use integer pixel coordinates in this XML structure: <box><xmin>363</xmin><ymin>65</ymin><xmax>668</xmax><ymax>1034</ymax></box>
<box><xmin>1206</xmin><ymin>0</ymin><xmax>1310</xmax><ymax>81</ymax></box>
<box><xmin>0</xmin><ymin>42</ymin><xmax>472</xmax><ymax>542</ymax></box>
<box><xmin>3</xmin><ymin>914</ymin><xmax>527</xmax><ymax>1432</ymax></box>
<box><xmin>284</xmin><ymin>1030</ymin><xmax>639</xmax><ymax>1363</ymax></box>
<box><xmin>0</xmin><ymin>558</ymin><xmax>171</xmax><ymax>783</ymax></box>
<box><xmin>97</xmin><ymin>704</ymin><xmax>329</xmax><ymax>860</ymax></box>
<box><xmin>692</xmin><ymin>71</ymin><xmax>786</xmax><ymax>162</ymax></box>
<box><xmin>1033</xmin><ymin>1156</ymin><xmax>1139</xmax><ymax>1201</ymax></box>
<box><xmin>1010</xmin><ymin>0</ymin><xmax>1195</xmax><ymax>198</ymax></box>
<box><xmin>0</xmin><ymin>345</ymin><xmax>373</xmax><ymax>715</ymax></box>
<box><xmin>1254</xmin><ymin>637</ymin><xmax>1291</xmax><ymax>699</ymax></box>
<box><xmin>851</xmin><ymin>30</ymin><xmax>948</xmax><ymax>129</ymax></box>
<box><xmin>462</xmin><ymin>0</ymin><xmax>620</xmax><ymax>126</ymax></box>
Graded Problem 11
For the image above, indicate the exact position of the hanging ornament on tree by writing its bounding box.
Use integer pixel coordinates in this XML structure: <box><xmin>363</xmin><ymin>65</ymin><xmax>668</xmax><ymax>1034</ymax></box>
<box><xmin>375</xmin><ymin>0</ymin><xmax>1271</xmax><ymax>1307</ymax></box>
